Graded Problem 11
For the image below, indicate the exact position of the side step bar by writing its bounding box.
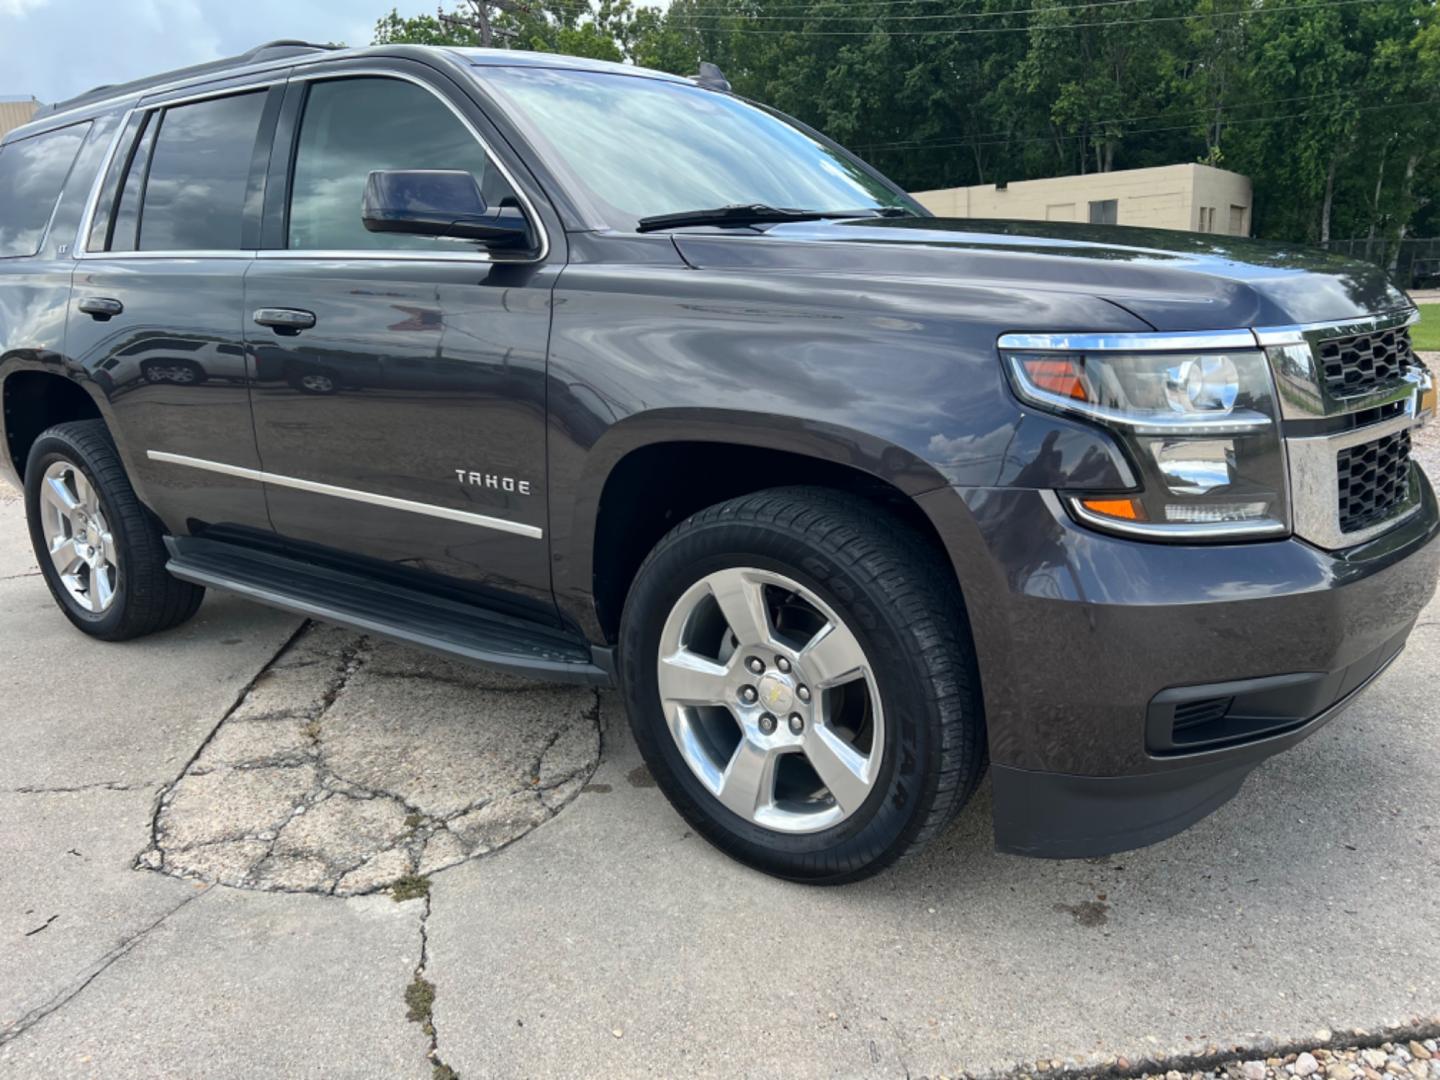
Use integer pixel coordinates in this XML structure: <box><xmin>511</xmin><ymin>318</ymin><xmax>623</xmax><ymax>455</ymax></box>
<box><xmin>164</xmin><ymin>536</ymin><xmax>612</xmax><ymax>686</ymax></box>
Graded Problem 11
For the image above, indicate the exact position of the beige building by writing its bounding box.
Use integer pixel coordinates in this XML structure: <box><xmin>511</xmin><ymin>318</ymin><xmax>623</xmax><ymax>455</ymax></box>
<box><xmin>0</xmin><ymin>98</ymin><xmax>40</xmax><ymax>139</ymax></box>
<box><xmin>913</xmin><ymin>163</ymin><xmax>1252</xmax><ymax>236</ymax></box>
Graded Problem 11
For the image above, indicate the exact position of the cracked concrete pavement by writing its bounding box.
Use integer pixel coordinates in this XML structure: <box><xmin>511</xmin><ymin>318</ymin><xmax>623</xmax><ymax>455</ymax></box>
<box><xmin>141</xmin><ymin>624</ymin><xmax>600</xmax><ymax>895</ymax></box>
<box><xmin>3</xmin><ymin>450</ymin><xmax>1440</xmax><ymax>1078</ymax></box>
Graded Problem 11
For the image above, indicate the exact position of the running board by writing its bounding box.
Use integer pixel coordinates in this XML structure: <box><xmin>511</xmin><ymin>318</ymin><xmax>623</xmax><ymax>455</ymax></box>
<box><xmin>164</xmin><ymin>536</ymin><xmax>611</xmax><ymax>686</ymax></box>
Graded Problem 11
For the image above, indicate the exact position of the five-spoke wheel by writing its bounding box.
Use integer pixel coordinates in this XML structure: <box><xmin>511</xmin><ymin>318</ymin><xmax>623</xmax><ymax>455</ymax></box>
<box><xmin>657</xmin><ymin>567</ymin><xmax>882</xmax><ymax>833</ymax></box>
<box><xmin>37</xmin><ymin>460</ymin><xmax>119</xmax><ymax>613</ymax></box>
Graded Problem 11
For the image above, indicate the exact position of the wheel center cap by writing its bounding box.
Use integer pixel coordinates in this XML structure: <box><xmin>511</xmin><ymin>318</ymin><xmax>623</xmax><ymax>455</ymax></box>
<box><xmin>757</xmin><ymin>674</ymin><xmax>795</xmax><ymax>714</ymax></box>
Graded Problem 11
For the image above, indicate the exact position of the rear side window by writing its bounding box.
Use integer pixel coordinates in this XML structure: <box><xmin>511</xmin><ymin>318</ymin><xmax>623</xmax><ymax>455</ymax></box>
<box><xmin>287</xmin><ymin>77</ymin><xmax>508</xmax><ymax>252</ymax></box>
<box><xmin>136</xmin><ymin>91</ymin><xmax>266</xmax><ymax>251</ymax></box>
<box><xmin>0</xmin><ymin>122</ymin><xmax>91</xmax><ymax>258</ymax></box>
<box><xmin>107</xmin><ymin>112</ymin><xmax>156</xmax><ymax>253</ymax></box>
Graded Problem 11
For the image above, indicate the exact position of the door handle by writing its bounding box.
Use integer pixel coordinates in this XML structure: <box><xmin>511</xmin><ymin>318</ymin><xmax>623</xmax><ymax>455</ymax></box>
<box><xmin>253</xmin><ymin>308</ymin><xmax>316</xmax><ymax>335</ymax></box>
<box><xmin>78</xmin><ymin>297</ymin><xmax>123</xmax><ymax>321</ymax></box>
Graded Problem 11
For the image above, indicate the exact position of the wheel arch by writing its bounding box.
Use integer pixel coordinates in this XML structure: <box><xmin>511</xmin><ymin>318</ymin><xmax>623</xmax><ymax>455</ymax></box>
<box><xmin>556</xmin><ymin>408</ymin><xmax>975</xmax><ymax>646</ymax></box>
<box><xmin>0</xmin><ymin>361</ymin><xmax>109</xmax><ymax>486</ymax></box>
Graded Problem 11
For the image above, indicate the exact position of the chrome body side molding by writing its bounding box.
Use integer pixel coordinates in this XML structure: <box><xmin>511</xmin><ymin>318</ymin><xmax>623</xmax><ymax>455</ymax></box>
<box><xmin>146</xmin><ymin>451</ymin><xmax>543</xmax><ymax>540</ymax></box>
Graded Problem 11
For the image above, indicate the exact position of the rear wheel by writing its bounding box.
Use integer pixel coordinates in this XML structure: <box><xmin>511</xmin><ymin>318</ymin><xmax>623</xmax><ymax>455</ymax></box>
<box><xmin>619</xmin><ymin>486</ymin><xmax>985</xmax><ymax>884</ymax></box>
<box><xmin>24</xmin><ymin>420</ymin><xmax>204</xmax><ymax>641</ymax></box>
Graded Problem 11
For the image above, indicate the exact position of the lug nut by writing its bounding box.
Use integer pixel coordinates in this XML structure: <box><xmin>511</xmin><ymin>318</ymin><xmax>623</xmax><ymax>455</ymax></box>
<box><xmin>739</xmin><ymin>685</ymin><xmax>758</xmax><ymax>704</ymax></box>
<box><xmin>797</xmin><ymin>685</ymin><xmax>811</xmax><ymax>703</ymax></box>
<box><xmin>775</xmin><ymin>656</ymin><xmax>791</xmax><ymax>673</ymax></box>
<box><xmin>788</xmin><ymin>713</ymin><xmax>804</xmax><ymax>734</ymax></box>
<box><xmin>746</xmin><ymin>656</ymin><xmax>765</xmax><ymax>675</ymax></box>
<box><xmin>759</xmin><ymin>713</ymin><xmax>777</xmax><ymax>735</ymax></box>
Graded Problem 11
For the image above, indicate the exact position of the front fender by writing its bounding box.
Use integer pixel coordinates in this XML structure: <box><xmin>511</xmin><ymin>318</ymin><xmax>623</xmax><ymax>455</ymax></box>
<box><xmin>544</xmin><ymin>242</ymin><xmax>1154</xmax><ymax>639</ymax></box>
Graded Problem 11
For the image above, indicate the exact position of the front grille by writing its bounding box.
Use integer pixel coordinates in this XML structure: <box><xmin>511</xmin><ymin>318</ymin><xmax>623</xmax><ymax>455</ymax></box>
<box><xmin>1337</xmin><ymin>429</ymin><xmax>1412</xmax><ymax>534</ymax></box>
<box><xmin>1318</xmin><ymin>326</ymin><xmax>1415</xmax><ymax>398</ymax></box>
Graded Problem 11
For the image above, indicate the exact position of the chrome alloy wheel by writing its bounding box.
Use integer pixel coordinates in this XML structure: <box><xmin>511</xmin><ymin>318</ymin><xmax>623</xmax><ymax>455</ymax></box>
<box><xmin>656</xmin><ymin>567</ymin><xmax>884</xmax><ymax>833</ymax></box>
<box><xmin>38</xmin><ymin>461</ymin><xmax>119</xmax><ymax>613</ymax></box>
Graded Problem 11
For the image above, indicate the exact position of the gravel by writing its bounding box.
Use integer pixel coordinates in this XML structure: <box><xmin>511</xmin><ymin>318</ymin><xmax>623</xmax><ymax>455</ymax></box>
<box><xmin>986</xmin><ymin>1036</ymin><xmax>1440</xmax><ymax>1080</ymax></box>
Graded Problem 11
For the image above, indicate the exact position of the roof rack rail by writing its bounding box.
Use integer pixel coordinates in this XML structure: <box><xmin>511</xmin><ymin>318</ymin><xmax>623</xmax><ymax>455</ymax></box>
<box><xmin>36</xmin><ymin>39</ymin><xmax>343</xmax><ymax>119</ymax></box>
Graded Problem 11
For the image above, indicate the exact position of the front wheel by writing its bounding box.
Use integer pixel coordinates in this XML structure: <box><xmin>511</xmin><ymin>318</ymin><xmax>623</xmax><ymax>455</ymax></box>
<box><xmin>619</xmin><ymin>487</ymin><xmax>985</xmax><ymax>884</ymax></box>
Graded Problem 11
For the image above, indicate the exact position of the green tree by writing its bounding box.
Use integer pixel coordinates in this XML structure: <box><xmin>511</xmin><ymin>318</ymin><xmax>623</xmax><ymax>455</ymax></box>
<box><xmin>373</xmin><ymin>0</ymin><xmax>1440</xmax><ymax>250</ymax></box>
<box><xmin>374</xmin><ymin>1</ymin><xmax>628</xmax><ymax>61</ymax></box>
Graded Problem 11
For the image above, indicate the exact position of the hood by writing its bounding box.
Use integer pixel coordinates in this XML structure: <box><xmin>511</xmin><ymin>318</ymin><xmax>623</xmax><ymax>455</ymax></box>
<box><xmin>671</xmin><ymin>217</ymin><xmax>1414</xmax><ymax>332</ymax></box>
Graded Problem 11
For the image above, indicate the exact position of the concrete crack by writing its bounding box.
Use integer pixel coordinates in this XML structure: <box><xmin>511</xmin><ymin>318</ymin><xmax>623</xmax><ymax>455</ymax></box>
<box><xmin>0</xmin><ymin>887</ymin><xmax>208</xmax><ymax>1048</ymax></box>
<box><xmin>22</xmin><ymin>914</ymin><xmax>58</xmax><ymax>936</ymax></box>
<box><xmin>8</xmin><ymin>780</ymin><xmax>159</xmax><ymax>794</ymax></box>
<box><xmin>142</xmin><ymin>619</ymin><xmax>315</xmax><ymax>850</ymax></box>
<box><xmin>403</xmin><ymin>891</ymin><xmax>459</xmax><ymax>1079</ymax></box>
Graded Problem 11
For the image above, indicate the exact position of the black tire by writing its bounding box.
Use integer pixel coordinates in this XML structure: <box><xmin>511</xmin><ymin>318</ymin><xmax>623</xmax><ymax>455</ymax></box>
<box><xmin>619</xmin><ymin>486</ymin><xmax>985</xmax><ymax>884</ymax></box>
<box><xmin>24</xmin><ymin>420</ymin><xmax>204</xmax><ymax>641</ymax></box>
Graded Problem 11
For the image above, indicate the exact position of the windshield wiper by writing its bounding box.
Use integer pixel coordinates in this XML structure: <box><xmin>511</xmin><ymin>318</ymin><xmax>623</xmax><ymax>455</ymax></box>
<box><xmin>635</xmin><ymin>204</ymin><xmax>862</xmax><ymax>233</ymax></box>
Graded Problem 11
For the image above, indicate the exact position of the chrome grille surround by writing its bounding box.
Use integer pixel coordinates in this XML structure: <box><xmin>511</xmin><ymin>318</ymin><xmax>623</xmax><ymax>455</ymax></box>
<box><xmin>1256</xmin><ymin>309</ymin><xmax>1431</xmax><ymax>551</ymax></box>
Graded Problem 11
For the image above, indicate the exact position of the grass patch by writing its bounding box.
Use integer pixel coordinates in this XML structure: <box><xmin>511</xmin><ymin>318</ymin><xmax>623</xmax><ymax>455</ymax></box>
<box><xmin>432</xmin><ymin>1065</ymin><xmax>459</xmax><ymax>1080</ymax></box>
<box><xmin>404</xmin><ymin>974</ymin><xmax>436</xmax><ymax>1024</ymax></box>
<box><xmin>391</xmin><ymin>874</ymin><xmax>430</xmax><ymax>902</ymax></box>
<box><xmin>1415</xmin><ymin>304</ymin><xmax>1440</xmax><ymax>352</ymax></box>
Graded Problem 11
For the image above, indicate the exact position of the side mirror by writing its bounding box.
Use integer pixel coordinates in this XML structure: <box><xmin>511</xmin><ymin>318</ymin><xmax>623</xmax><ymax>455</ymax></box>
<box><xmin>361</xmin><ymin>169</ymin><xmax>531</xmax><ymax>249</ymax></box>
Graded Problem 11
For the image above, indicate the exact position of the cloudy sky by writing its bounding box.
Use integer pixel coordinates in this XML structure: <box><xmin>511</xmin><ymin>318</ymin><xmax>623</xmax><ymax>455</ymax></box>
<box><xmin>0</xmin><ymin>0</ymin><xmax>389</xmax><ymax>105</ymax></box>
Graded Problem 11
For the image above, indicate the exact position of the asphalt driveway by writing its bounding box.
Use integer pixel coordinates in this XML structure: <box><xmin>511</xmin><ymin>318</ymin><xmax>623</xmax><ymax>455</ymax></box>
<box><xmin>1</xmin><ymin>445</ymin><xmax>1438</xmax><ymax>1077</ymax></box>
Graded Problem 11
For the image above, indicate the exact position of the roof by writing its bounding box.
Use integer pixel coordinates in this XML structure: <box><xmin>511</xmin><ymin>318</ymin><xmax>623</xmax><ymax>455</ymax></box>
<box><xmin>37</xmin><ymin>40</ymin><xmax>339</xmax><ymax>120</ymax></box>
<box><xmin>450</xmin><ymin>47</ymin><xmax>687</xmax><ymax>83</ymax></box>
<box><xmin>3</xmin><ymin>42</ymin><xmax>697</xmax><ymax>144</ymax></box>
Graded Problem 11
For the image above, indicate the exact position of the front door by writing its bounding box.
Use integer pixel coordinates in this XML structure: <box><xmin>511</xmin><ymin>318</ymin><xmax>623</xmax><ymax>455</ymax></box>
<box><xmin>68</xmin><ymin>80</ymin><xmax>282</xmax><ymax>535</ymax></box>
<box><xmin>244</xmin><ymin>65</ymin><xmax>555</xmax><ymax>609</ymax></box>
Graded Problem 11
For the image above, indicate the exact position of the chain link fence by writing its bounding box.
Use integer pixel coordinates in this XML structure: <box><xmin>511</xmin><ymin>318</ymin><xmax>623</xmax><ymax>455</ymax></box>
<box><xmin>1324</xmin><ymin>237</ymin><xmax>1440</xmax><ymax>289</ymax></box>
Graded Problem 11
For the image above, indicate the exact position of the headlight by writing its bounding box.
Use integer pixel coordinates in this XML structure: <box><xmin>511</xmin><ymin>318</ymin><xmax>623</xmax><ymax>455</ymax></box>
<box><xmin>1003</xmin><ymin>344</ymin><xmax>1289</xmax><ymax>538</ymax></box>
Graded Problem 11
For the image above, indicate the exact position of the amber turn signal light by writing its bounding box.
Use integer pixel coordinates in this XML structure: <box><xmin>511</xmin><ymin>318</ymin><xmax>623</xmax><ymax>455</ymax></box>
<box><xmin>1078</xmin><ymin>497</ymin><xmax>1147</xmax><ymax>521</ymax></box>
<box><xmin>1021</xmin><ymin>357</ymin><xmax>1093</xmax><ymax>402</ymax></box>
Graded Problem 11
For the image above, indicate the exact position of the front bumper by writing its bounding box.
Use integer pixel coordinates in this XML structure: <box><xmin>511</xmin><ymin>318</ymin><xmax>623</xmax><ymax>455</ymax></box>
<box><xmin>916</xmin><ymin>471</ymin><xmax>1440</xmax><ymax>858</ymax></box>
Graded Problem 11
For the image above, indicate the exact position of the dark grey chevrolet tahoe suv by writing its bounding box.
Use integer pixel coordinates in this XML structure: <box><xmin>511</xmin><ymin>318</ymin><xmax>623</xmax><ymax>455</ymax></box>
<box><xmin>2</xmin><ymin>41</ymin><xmax>1436</xmax><ymax>883</ymax></box>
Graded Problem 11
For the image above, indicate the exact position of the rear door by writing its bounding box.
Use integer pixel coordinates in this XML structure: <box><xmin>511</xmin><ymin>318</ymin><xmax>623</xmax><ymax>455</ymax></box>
<box><xmin>244</xmin><ymin>60</ymin><xmax>558</xmax><ymax>610</ymax></box>
<box><xmin>67</xmin><ymin>75</ymin><xmax>283</xmax><ymax>535</ymax></box>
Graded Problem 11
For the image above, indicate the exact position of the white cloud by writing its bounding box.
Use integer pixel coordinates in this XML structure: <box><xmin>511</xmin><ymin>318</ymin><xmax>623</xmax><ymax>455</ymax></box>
<box><xmin>0</xmin><ymin>0</ymin><xmax>383</xmax><ymax>104</ymax></box>
<box><xmin>0</xmin><ymin>0</ymin><xmax>51</xmax><ymax>16</ymax></box>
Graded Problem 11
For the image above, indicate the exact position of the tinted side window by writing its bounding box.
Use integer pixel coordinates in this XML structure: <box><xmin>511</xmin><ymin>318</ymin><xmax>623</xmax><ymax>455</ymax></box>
<box><xmin>288</xmin><ymin>77</ymin><xmax>508</xmax><ymax>252</ymax></box>
<box><xmin>138</xmin><ymin>92</ymin><xmax>266</xmax><ymax>251</ymax></box>
<box><xmin>107</xmin><ymin>113</ymin><xmax>157</xmax><ymax>253</ymax></box>
<box><xmin>0</xmin><ymin>123</ymin><xmax>91</xmax><ymax>258</ymax></box>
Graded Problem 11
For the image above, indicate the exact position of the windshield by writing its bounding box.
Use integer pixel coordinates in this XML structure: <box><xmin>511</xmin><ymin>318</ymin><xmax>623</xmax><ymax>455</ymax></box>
<box><xmin>476</xmin><ymin>66</ymin><xmax>918</xmax><ymax>231</ymax></box>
